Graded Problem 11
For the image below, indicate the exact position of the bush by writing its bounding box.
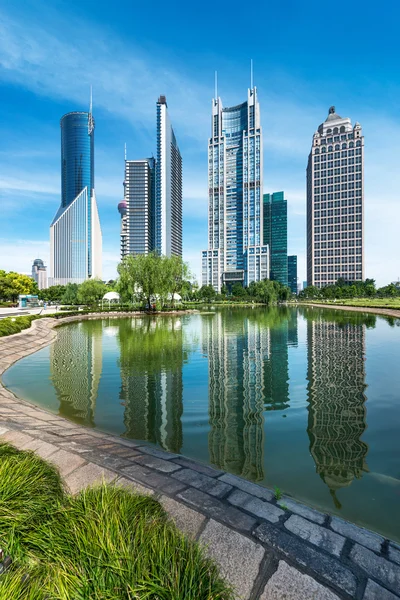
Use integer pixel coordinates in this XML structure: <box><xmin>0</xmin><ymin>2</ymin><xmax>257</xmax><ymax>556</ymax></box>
<box><xmin>0</xmin><ymin>444</ymin><xmax>232</xmax><ymax>600</ymax></box>
<box><xmin>0</xmin><ymin>315</ymin><xmax>39</xmax><ymax>337</ymax></box>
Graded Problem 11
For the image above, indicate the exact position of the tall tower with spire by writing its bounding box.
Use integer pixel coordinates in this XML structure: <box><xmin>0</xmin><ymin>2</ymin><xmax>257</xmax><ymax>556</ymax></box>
<box><xmin>201</xmin><ymin>81</ymin><xmax>268</xmax><ymax>292</ymax></box>
<box><xmin>49</xmin><ymin>94</ymin><xmax>102</xmax><ymax>285</ymax></box>
<box><xmin>307</xmin><ymin>106</ymin><xmax>364</xmax><ymax>287</ymax></box>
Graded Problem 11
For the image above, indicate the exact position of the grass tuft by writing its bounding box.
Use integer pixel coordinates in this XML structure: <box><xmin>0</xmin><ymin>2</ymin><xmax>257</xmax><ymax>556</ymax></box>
<box><xmin>0</xmin><ymin>444</ymin><xmax>232</xmax><ymax>599</ymax></box>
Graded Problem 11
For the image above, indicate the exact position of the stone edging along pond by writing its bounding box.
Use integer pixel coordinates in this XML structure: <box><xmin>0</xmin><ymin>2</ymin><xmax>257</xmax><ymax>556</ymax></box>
<box><xmin>0</xmin><ymin>316</ymin><xmax>399</xmax><ymax>600</ymax></box>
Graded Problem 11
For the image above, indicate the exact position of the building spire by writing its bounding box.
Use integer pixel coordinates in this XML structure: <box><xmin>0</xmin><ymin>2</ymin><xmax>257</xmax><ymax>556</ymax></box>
<box><xmin>124</xmin><ymin>143</ymin><xmax>127</xmax><ymax>161</ymax></box>
<box><xmin>88</xmin><ymin>86</ymin><xmax>94</xmax><ymax>134</ymax></box>
<box><xmin>250</xmin><ymin>59</ymin><xmax>254</xmax><ymax>89</ymax></box>
<box><xmin>215</xmin><ymin>70</ymin><xmax>218</xmax><ymax>100</ymax></box>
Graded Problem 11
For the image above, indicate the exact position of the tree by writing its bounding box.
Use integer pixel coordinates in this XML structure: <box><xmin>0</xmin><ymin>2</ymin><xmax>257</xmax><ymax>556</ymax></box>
<box><xmin>163</xmin><ymin>255</ymin><xmax>191</xmax><ymax>304</ymax></box>
<box><xmin>61</xmin><ymin>283</ymin><xmax>79</xmax><ymax>305</ymax></box>
<box><xmin>0</xmin><ymin>271</ymin><xmax>38</xmax><ymax>301</ymax></box>
<box><xmin>38</xmin><ymin>285</ymin><xmax>66</xmax><ymax>302</ymax></box>
<box><xmin>198</xmin><ymin>285</ymin><xmax>216</xmax><ymax>301</ymax></box>
<box><xmin>231</xmin><ymin>283</ymin><xmax>247</xmax><ymax>298</ymax></box>
<box><xmin>117</xmin><ymin>252</ymin><xmax>163</xmax><ymax>308</ymax></box>
<box><xmin>77</xmin><ymin>278</ymin><xmax>107</xmax><ymax>306</ymax></box>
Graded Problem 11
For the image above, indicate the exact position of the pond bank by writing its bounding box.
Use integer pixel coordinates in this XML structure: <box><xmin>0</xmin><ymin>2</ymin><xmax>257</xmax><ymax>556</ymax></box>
<box><xmin>300</xmin><ymin>302</ymin><xmax>400</xmax><ymax>320</ymax></box>
<box><xmin>0</xmin><ymin>316</ymin><xmax>399</xmax><ymax>599</ymax></box>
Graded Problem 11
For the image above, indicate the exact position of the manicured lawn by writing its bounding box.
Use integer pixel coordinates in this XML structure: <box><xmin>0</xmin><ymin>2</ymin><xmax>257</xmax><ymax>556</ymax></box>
<box><xmin>302</xmin><ymin>298</ymin><xmax>400</xmax><ymax>310</ymax></box>
<box><xmin>0</xmin><ymin>443</ymin><xmax>232</xmax><ymax>599</ymax></box>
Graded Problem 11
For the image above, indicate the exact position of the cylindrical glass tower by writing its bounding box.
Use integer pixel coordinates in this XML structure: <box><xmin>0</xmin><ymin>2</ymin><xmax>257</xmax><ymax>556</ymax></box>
<box><xmin>60</xmin><ymin>112</ymin><xmax>94</xmax><ymax>208</ymax></box>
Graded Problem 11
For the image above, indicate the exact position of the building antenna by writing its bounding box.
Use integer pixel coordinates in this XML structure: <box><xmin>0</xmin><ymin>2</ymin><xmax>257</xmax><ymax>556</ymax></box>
<box><xmin>250</xmin><ymin>59</ymin><xmax>254</xmax><ymax>89</ymax></box>
<box><xmin>88</xmin><ymin>85</ymin><xmax>94</xmax><ymax>134</ymax></box>
<box><xmin>124</xmin><ymin>143</ymin><xmax>127</xmax><ymax>161</ymax></box>
<box><xmin>215</xmin><ymin>71</ymin><xmax>218</xmax><ymax>100</ymax></box>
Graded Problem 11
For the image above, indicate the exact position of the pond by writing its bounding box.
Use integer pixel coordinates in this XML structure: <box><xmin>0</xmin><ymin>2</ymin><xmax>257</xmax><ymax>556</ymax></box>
<box><xmin>2</xmin><ymin>307</ymin><xmax>400</xmax><ymax>541</ymax></box>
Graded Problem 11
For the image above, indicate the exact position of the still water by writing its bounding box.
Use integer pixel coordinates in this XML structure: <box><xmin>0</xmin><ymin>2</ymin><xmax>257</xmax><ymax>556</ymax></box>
<box><xmin>3</xmin><ymin>307</ymin><xmax>400</xmax><ymax>540</ymax></box>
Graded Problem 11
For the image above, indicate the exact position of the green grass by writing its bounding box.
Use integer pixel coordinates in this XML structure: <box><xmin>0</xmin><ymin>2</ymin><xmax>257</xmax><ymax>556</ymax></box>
<box><xmin>301</xmin><ymin>298</ymin><xmax>400</xmax><ymax>310</ymax></box>
<box><xmin>274</xmin><ymin>486</ymin><xmax>282</xmax><ymax>501</ymax></box>
<box><xmin>0</xmin><ymin>443</ymin><xmax>232</xmax><ymax>599</ymax></box>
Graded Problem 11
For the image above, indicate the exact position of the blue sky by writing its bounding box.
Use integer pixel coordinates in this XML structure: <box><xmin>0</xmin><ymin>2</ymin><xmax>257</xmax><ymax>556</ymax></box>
<box><xmin>0</xmin><ymin>0</ymin><xmax>399</xmax><ymax>286</ymax></box>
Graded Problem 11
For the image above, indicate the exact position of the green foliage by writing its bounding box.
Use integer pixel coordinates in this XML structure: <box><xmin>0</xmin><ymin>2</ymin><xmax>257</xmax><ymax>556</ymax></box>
<box><xmin>274</xmin><ymin>486</ymin><xmax>282</xmax><ymax>501</ymax></box>
<box><xmin>61</xmin><ymin>283</ymin><xmax>79</xmax><ymax>305</ymax></box>
<box><xmin>38</xmin><ymin>285</ymin><xmax>66</xmax><ymax>302</ymax></box>
<box><xmin>198</xmin><ymin>284</ymin><xmax>217</xmax><ymax>300</ymax></box>
<box><xmin>0</xmin><ymin>444</ymin><xmax>232</xmax><ymax>600</ymax></box>
<box><xmin>77</xmin><ymin>278</ymin><xmax>108</xmax><ymax>306</ymax></box>
<box><xmin>299</xmin><ymin>278</ymin><xmax>400</xmax><ymax>302</ymax></box>
<box><xmin>0</xmin><ymin>271</ymin><xmax>38</xmax><ymax>302</ymax></box>
<box><xmin>117</xmin><ymin>253</ymin><xmax>191</xmax><ymax>308</ymax></box>
<box><xmin>0</xmin><ymin>315</ymin><xmax>39</xmax><ymax>337</ymax></box>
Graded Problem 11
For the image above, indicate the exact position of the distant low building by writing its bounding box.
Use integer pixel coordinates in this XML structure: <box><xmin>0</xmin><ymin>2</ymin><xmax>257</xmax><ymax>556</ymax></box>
<box><xmin>31</xmin><ymin>258</ymin><xmax>48</xmax><ymax>289</ymax></box>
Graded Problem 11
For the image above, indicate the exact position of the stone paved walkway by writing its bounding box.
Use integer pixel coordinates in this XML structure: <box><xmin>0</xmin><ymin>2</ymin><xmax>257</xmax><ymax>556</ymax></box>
<box><xmin>0</xmin><ymin>316</ymin><xmax>399</xmax><ymax>600</ymax></box>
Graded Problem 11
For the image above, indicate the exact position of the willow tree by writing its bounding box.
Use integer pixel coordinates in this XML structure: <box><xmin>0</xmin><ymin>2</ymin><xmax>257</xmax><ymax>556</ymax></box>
<box><xmin>117</xmin><ymin>252</ymin><xmax>164</xmax><ymax>308</ymax></box>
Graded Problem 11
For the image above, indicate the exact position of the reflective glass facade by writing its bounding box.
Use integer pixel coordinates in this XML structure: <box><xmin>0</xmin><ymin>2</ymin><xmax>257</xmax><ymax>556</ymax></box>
<box><xmin>124</xmin><ymin>159</ymin><xmax>156</xmax><ymax>256</ymax></box>
<box><xmin>263</xmin><ymin>192</ymin><xmax>288</xmax><ymax>287</ymax></box>
<box><xmin>156</xmin><ymin>97</ymin><xmax>182</xmax><ymax>257</ymax></box>
<box><xmin>288</xmin><ymin>255</ymin><xmax>298</xmax><ymax>294</ymax></box>
<box><xmin>50</xmin><ymin>110</ymin><xmax>101</xmax><ymax>285</ymax></box>
<box><xmin>61</xmin><ymin>112</ymin><xmax>94</xmax><ymax>208</ymax></box>
<box><xmin>202</xmin><ymin>87</ymin><xmax>266</xmax><ymax>291</ymax></box>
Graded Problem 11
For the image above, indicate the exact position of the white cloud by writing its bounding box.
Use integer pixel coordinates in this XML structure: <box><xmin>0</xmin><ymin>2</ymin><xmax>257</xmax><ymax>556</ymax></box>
<box><xmin>0</xmin><ymin>5</ymin><xmax>399</xmax><ymax>289</ymax></box>
<box><xmin>0</xmin><ymin>239</ymin><xmax>49</xmax><ymax>275</ymax></box>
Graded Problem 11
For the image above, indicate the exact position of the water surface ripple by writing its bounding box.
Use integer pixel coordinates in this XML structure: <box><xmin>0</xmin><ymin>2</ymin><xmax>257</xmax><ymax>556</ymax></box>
<box><xmin>3</xmin><ymin>307</ymin><xmax>400</xmax><ymax>541</ymax></box>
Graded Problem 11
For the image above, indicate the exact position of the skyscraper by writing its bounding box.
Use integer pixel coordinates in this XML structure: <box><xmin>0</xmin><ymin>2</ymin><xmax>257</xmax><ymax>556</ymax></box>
<box><xmin>307</xmin><ymin>106</ymin><xmax>364</xmax><ymax>287</ymax></box>
<box><xmin>287</xmin><ymin>255</ymin><xmax>298</xmax><ymax>295</ymax></box>
<box><xmin>202</xmin><ymin>86</ymin><xmax>268</xmax><ymax>292</ymax></box>
<box><xmin>263</xmin><ymin>192</ymin><xmax>288</xmax><ymax>286</ymax></box>
<box><xmin>156</xmin><ymin>96</ymin><xmax>182</xmax><ymax>257</ymax></box>
<box><xmin>50</xmin><ymin>109</ymin><xmax>102</xmax><ymax>285</ymax></box>
<box><xmin>121</xmin><ymin>158</ymin><xmax>156</xmax><ymax>257</ymax></box>
<box><xmin>31</xmin><ymin>258</ymin><xmax>48</xmax><ymax>290</ymax></box>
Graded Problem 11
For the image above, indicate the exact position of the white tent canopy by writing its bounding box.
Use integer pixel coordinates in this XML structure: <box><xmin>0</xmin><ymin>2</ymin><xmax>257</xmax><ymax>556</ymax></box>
<box><xmin>103</xmin><ymin>291</ymin><xmax>120</xmax><ymax>301</ymax></box>
<box><xmin>102</xmin><ymin>291</ymin><xmax>120</xmax><ymax>307</ymax></box>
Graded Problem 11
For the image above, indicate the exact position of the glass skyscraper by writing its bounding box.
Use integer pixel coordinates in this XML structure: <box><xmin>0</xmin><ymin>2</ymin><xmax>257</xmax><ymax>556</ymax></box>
<box><xmin>50</xmin><ymin>111</ymin><xmax>102</xmax><ymax>285</ymax></box>
<box><xmin>202</xmin><ymin>87</ymin><xmax>268</xmax><ymax>291</ymax></box>
<box><xmin>120</xmin><ymin>158</ymin><xmax>156</xmax><ymax>257</ymax></box>
<box><xmin>156</xmin><ymin>96</ymin><xmax>182</xmax><ymax>257</ymax></box>
<box><xmin>287</xmin><ymin>255</ymin><xmax>298</xmax><ymax>294</ymax></box>
<box><xmin>307</xmin><ymin>107</ymin><xmax>364</xmax><ymax>287</ymax></box>
<box><xmin>263</xmin><ymin>192</ymin><xmax>288</xmax><ymax>287</ymax></box>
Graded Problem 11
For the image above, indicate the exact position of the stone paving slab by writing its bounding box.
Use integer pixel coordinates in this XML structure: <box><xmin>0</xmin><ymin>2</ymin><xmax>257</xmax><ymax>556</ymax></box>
<box><xmin>255</xmin><ymin>521</ymin><xmax>357</xmax><ymax>597</ymax></box>
<box><xmin>200</xmin><ymin>519</ymin><xmax>265</xmax><ymax>600</ymax></box>
<box><xmin>47</xmin><ymin>449</ymin><xmax>86</xmax><ymax>477</ymax></box>
<box><xmin>278</xmin><ymin>496</ymin><xmax>326</xmax><ymax>525</ymax></box>
<box><xmin>159</xmin><ymin>495</ymin><xmax>206</xmax><ymax>540</ymax></box>
<box><xmin>65</xmin><ymin>462</ymin><xmax>116</xmax><ymax>494</ymax></box>
<box><xmin>260</xmin><ymin>560</ymin><xmax>340</xmax><ymax>599</ymax></box>
<box><xmin>284</xmin><ymin>514</ymin><xmax>346</xmax><ymax>557</ymax></box>
<box><xmin>1</xmin><ymin>316</ymin><xmax>400</xmax><ymax>599</ymax></box>
<box><xmin>350</xmin><ymin>544</ymin><xmax>400</xmax><ymax>596</ymax></box>
<box><xmin>330</xmin><ymin>516</ymin><xmax>384</xmax><ymax>553</ymax></box>
<box><xmin>363</xmin><ymin>579</ymin><xmax>400</xmax><ymax>600</ymax></box>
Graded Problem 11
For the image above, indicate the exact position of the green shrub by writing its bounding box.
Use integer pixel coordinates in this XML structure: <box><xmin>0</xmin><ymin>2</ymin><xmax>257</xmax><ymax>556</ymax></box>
<box><xmin>0</xmin><ymin>445</ymin><xmax>232</xmax><ymax>599</ymax></box>
<box><xmin>0</xmin><ymin>315</ymin><xmax>39</xmax><ymax>337</ymax></box>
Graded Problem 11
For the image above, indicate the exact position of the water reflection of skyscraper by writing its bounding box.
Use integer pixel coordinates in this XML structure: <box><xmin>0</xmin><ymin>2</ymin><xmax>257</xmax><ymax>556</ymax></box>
<box><xmin>203</xmin><ymin>311</ymin><xmax>268</xmax><ymax>481</ymax></box>
<box><xmin>306</xmin><ymin>317</ymin><xmax>369</xmax><ymax>508</ymax></box>
<box><xmin>118</xmin><ymin>317</ymin><xmax>183</xmax><ymax>453</ymax></box>
<box><xmin>50</xmin><ymin>321</ymin><xmax>103</xmax><ymax>425</ymax></box>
